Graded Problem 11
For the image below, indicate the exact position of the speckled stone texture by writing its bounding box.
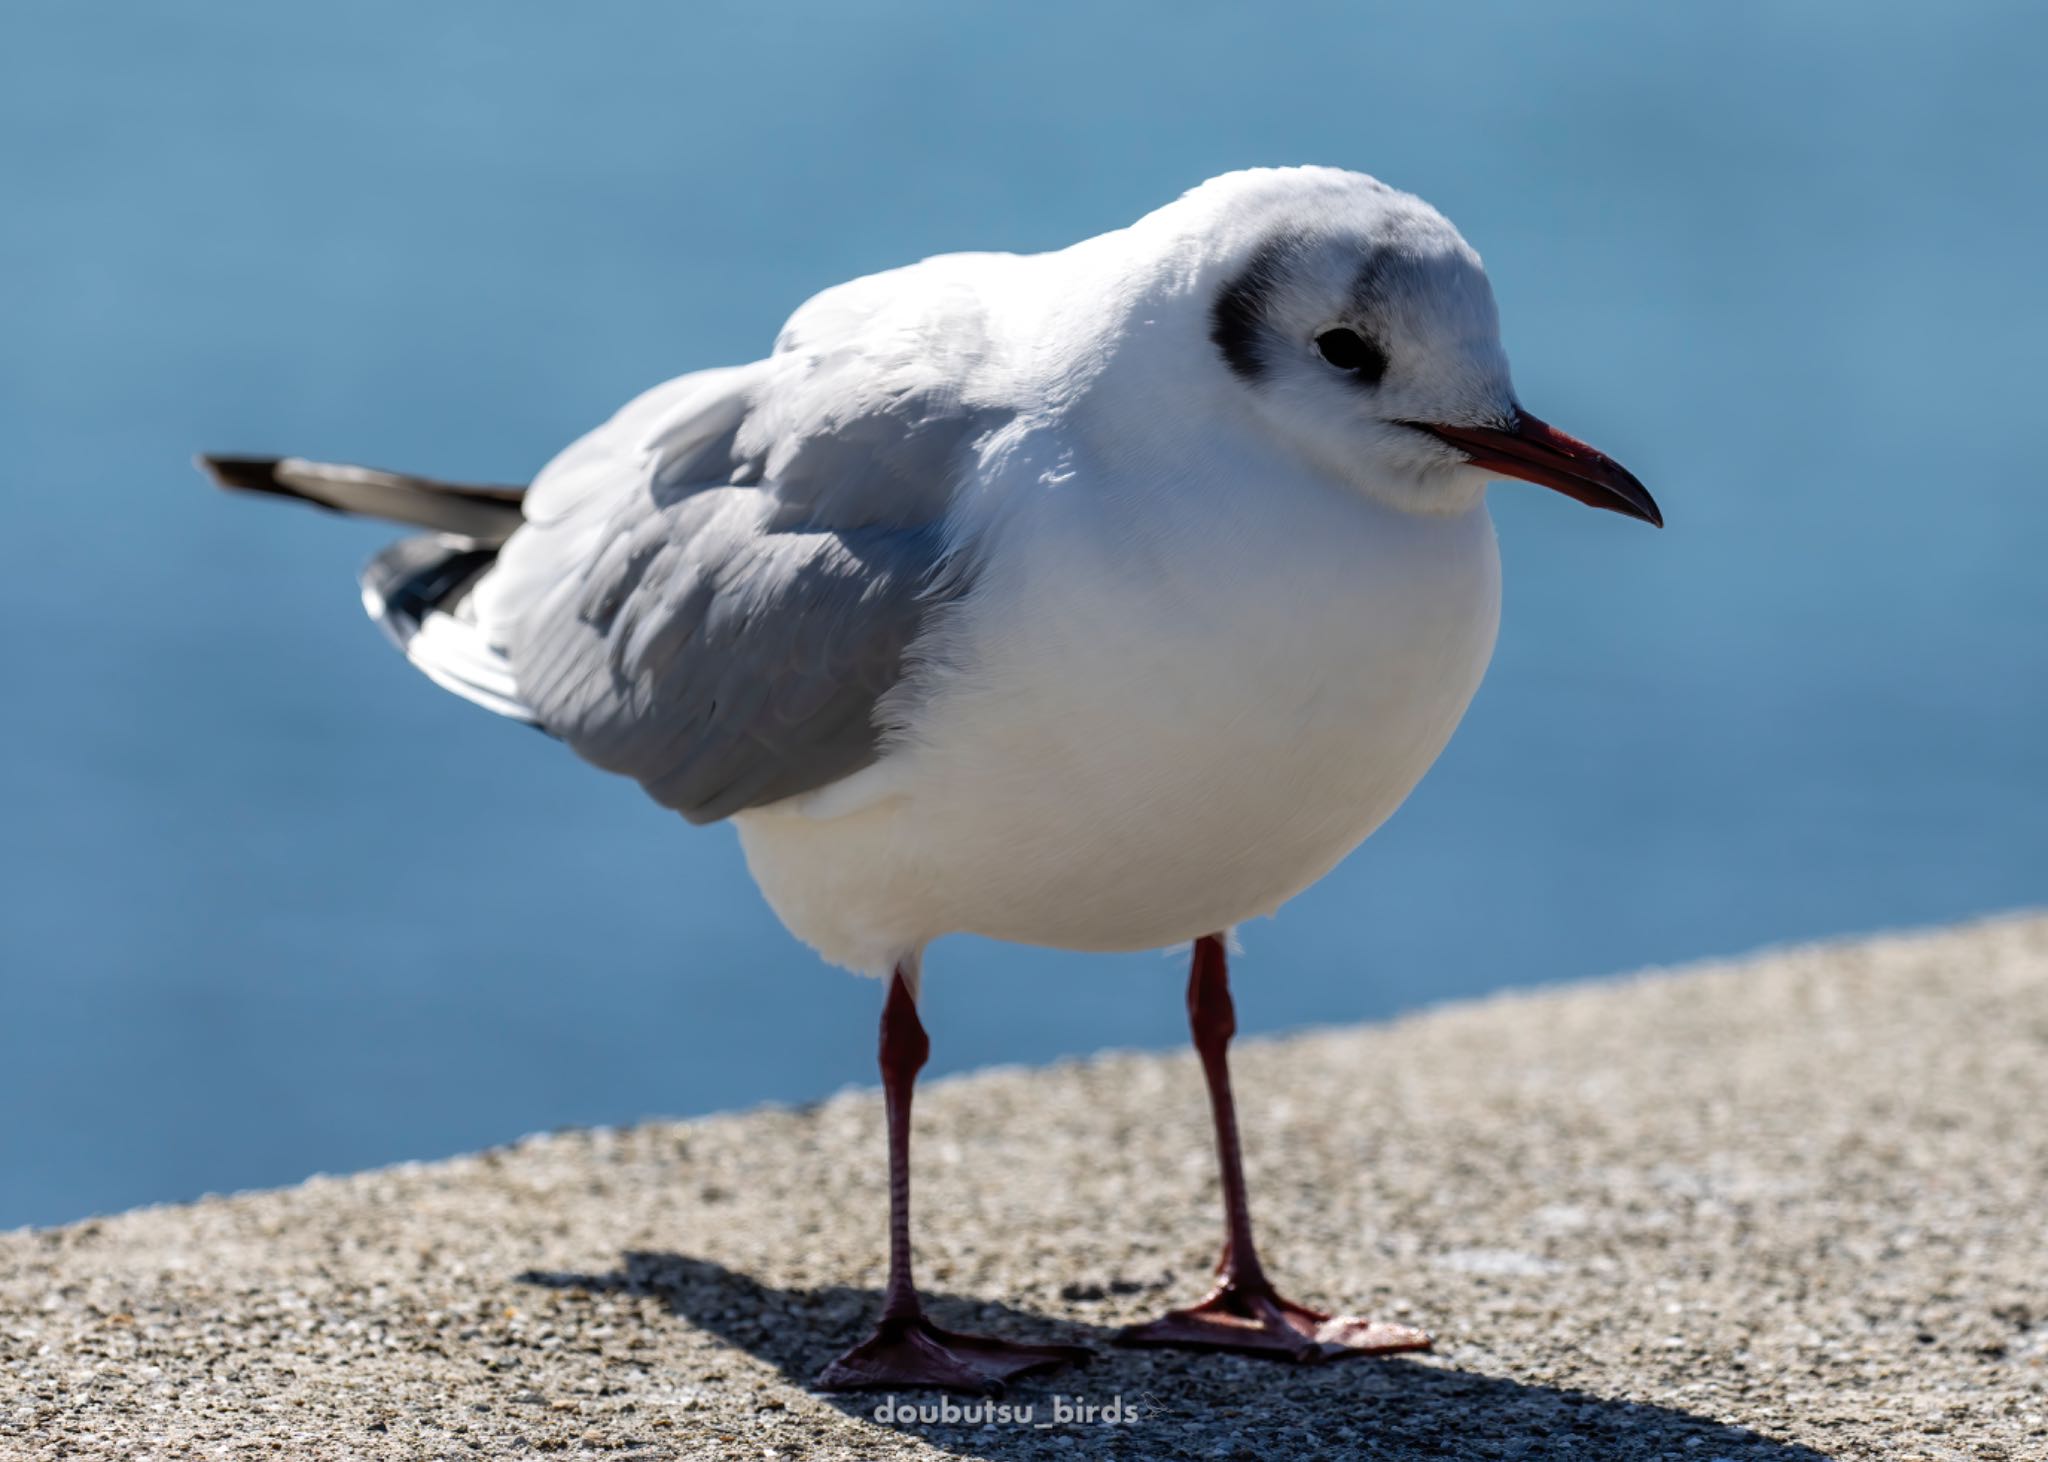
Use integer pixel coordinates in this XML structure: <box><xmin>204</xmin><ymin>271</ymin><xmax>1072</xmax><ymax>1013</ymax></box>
<box><xmin>5</xmin><ymin>914</ymin><xmax>2045</xmax><ymax>1460</ymax></box>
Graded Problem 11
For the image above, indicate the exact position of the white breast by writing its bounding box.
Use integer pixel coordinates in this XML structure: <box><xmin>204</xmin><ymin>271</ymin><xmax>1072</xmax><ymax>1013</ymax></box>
<box><xmin>736</xmin><ymin>452</ymin><xmax>1502</xmax><ymax>977</ymax></box>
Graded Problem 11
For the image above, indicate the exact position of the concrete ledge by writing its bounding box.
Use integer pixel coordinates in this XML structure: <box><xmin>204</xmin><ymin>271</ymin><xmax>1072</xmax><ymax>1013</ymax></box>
<box><xmin>6</xmin><ymin>915</ymin><xmax>2046</xmax><ymax>1459</ymax></box>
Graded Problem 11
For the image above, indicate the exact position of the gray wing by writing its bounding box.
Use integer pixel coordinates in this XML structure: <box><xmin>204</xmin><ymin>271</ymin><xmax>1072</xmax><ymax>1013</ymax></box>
<box><xmin>506</xmin><ymin>488</ymin><xmax>960</xmax><ymax>824</ymax></box>
<box><xmin>477</xmin><ymin>275</ymin><xmax>1007</xmax><ymax>824</ymax></box>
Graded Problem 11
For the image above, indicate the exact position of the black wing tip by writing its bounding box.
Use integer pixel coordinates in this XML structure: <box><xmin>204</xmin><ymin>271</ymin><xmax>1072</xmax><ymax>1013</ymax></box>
<box><xmin>361</xmin><ymin>534</ymin><xmax>502</xmax><ymax>644</ymax></box>
<box><xmin>197</xmin><ymin>454</ymin><xmax>288</xmax><ymax>494</ymax></box>
<box><xmin>197</xmin><ymin>453</ymin><xmax>275</xmax><ymax>485</ymax></box>
<box><xmin>195</xmin><ymin>453</ymin><xmax>360</xmax><ymax>516</ymax></box>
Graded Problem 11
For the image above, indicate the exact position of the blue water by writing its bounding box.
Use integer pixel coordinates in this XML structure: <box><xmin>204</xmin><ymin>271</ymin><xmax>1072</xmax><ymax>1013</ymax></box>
<box><xmin>2</xmin><ymin>2</ymin><xmax>2043</xmax><ymax>1230</ymax></box>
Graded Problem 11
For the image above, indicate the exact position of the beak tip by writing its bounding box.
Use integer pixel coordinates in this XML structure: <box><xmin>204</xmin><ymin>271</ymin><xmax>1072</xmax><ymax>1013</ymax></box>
<box><xmin>1413</xmin><ymin>413</ymin><xmax>1661</xmax><ymax>531</ymax></box>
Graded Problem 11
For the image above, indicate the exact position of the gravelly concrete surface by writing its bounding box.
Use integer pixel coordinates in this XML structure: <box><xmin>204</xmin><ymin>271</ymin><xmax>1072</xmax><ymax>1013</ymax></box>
<box><xmin>5</xmin><ymin>915</ymin><xmax>2046</xmax><ymax>1461</ymax></box>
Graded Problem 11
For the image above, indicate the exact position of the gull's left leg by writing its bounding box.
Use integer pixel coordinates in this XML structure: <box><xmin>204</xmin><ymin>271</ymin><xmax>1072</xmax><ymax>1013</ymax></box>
<box><xmin>816</xmin><ymin>966</ymin><xmax>1091</xmax><ymax>1394</ymax></box>
<box><xmin>1116</xmin><ymin>934</ymin><xmax>1433</xmax><ymax>1362</ymax></box>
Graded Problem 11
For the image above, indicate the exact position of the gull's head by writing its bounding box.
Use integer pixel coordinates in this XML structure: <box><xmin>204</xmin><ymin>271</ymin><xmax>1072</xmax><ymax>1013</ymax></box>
<box><xmin>1134</xmin><ymin>168</ymin><xmax>1659</xmax><ymax>526</ymax></box>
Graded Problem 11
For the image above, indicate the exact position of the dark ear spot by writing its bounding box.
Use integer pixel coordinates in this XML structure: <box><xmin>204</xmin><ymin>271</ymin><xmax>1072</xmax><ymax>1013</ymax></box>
<box><xmin>1211</xmin><ymin>241</ymin><xmax>1290</xmax><ymax>382</ymax></box>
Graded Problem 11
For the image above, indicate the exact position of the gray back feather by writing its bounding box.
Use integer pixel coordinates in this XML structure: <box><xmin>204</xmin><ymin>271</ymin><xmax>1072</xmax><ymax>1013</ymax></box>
<box><xmin>480</xmin><ymin>279</ymin><xmax>1008</xmax><ymax>824</ymax></box>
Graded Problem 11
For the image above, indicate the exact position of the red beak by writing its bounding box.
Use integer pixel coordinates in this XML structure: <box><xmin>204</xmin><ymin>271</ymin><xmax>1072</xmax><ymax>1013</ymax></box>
<box><xmin>1405</xmin><ymin>410</ymin><xmax>1662</xmax><ymax>527</ymax></box>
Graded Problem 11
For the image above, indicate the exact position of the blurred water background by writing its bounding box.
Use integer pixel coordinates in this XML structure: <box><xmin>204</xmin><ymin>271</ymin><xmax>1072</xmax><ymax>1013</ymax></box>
<box><xmin>2</xmin><ymin>1</ymin><xmax>2043</xmax><ymax>1228</ymax></box>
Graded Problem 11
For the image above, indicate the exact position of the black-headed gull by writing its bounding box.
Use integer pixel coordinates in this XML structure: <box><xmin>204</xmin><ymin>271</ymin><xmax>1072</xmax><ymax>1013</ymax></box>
<box><xmin>200</xmin><ymin>166</ymin><xmax>1658</xmax><ymax>1394</ymax></box>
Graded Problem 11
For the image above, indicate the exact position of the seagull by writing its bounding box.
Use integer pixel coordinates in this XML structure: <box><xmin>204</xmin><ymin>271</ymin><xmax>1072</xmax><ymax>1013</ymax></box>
<box><xmin>199</xmin><ymin>166</ymin><xmax>1659</xmax><ymax>1394</ymax></box>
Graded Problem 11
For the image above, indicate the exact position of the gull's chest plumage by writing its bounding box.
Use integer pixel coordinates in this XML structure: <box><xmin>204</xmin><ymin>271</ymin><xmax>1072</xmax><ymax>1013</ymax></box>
<box><xmin>738</xmin><ymin>467</ymin><xmax>1502</xmax><ymax>974</ymax></box>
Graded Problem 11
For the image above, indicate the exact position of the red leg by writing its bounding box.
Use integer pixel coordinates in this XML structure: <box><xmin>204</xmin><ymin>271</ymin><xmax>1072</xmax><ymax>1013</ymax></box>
<box><xmin>815</xmin><ymin>968</ymin><xmax>1090</xmax><ymax>1393</ymax></box>
<box><xmin>1116</xmin><ymin>935</ymin><xmax>1431</xmax><ymax>1362</ymax></box>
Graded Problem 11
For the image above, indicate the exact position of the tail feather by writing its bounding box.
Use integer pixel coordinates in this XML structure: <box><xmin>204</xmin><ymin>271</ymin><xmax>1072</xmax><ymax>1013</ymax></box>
<box><xmin>197</xmin><ymin>454</ymin><xmax>525</xmax><ymax>545</ymax></box>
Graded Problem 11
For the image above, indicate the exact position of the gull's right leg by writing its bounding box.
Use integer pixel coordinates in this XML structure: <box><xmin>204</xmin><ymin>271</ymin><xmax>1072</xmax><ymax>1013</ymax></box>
<box><xmin>815</xmin><ymin>966</ymin><xmax>1091</xmax><ymax>1394</ymax></box>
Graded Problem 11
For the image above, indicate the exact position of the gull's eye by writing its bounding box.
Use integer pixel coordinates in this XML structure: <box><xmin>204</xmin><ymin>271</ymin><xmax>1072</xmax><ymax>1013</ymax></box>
<box><xmin>1314</xmin><ymin>327</ymin><xmax>1388</xmax><ymax>384</ymax></box>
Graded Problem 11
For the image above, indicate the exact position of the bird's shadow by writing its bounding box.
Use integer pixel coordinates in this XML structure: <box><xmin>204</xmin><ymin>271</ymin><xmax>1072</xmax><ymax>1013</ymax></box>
<box><xmin>520</xmin><ymin>1253</ymin><xmax>1832</xmax><ymax>1461</ymax></box>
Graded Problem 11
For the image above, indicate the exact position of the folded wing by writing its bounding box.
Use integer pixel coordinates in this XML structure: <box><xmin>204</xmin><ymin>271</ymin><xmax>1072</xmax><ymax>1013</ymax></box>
<box><xmin>476</xmin><ymin>268</ymin><xmax>1011</xmax><ymax>823</ymax></box>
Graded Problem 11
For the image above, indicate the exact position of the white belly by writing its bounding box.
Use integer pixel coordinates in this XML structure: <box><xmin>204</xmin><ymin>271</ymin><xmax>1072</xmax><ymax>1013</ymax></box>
<box><xmin>737</xmin><ymin>490</ymin><xmax>1501</xmax><ymax>976</ymax></box>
